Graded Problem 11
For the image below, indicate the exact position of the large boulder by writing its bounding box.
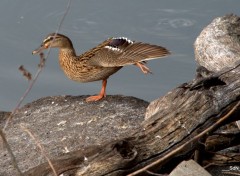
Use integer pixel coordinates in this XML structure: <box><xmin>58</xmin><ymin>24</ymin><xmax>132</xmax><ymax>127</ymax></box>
<box><xmin>0</xmin><ymin>95</ymin><xmax>148</xmax><ymax>176</ymax></box>
<box><xmin>194</xmin><ymin>14</ymin><xmax>240</xmax><ymax>72</ymax></box>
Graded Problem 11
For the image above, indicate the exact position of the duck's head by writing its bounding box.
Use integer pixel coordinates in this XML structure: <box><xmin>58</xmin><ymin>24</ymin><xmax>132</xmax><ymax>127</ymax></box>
<box><xmin>32</xmin><ymin>33</ymin><xmax>73</xmax><ymax>54</ymax></box>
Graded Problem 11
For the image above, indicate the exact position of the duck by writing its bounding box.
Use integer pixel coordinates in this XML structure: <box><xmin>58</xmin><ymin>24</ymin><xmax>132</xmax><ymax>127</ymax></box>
<box><xmin>32</xmin><ymin>33</ymin><xmax>170</xmax><ymax>102</ymax></box>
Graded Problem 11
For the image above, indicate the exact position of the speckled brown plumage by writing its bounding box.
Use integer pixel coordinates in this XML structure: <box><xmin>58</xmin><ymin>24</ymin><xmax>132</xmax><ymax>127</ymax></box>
<box><xmin>32</xmin><ymin>33</ymin><xmax>170</xmax><ymax>101</ymax></box>
<box><xmin>58</xmin><ymin>47</ymin><xmax>120</xmax><ymax>83</ymax></box>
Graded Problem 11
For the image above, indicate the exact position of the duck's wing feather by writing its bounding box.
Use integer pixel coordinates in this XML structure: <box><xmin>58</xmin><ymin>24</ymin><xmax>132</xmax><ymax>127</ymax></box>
<box><xmin>87</xmin><ymin>37</ymin><xmax>170</xmax><ymax>67</ymax></box>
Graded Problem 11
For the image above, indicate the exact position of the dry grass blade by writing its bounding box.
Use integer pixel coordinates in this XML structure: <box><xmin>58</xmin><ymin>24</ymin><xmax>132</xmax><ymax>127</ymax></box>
<box><xmin>0</xmin><ymin>128</ymin><xmax>23</xmax><ymax>176</ymax></box>
<box><xmin>20</xmin><ymin>125</ymin><xmax>58</xmax><ymax>176</ymax></box>
<box><xmin>222</xmin><ymin>171</ymin><xmax>240</xmax><ymax>176</ymax></box>
<box><xmin>3</xmin><ymin>0</ymin><xmax>72</xmax><ymax>130</ymax></box>
<box><xmin>146</xmin><ymin>170</ymin><xmax>168</xmax><ymax>176</ymax></box>
<box><xmin>0</xmin><ymin>1</ymin><xmax>72</xmax><ymax>175</ymax></box>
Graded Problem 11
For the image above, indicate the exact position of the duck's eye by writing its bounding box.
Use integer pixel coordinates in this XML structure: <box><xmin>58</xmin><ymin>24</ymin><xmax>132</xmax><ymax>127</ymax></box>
<box><xmin>43</xmin><ymin>36</ymin><xmax>54</xmax><ymax>43</ymax></box>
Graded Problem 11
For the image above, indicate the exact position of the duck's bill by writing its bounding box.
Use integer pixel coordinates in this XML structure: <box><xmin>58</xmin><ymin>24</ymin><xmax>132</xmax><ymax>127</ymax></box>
<box><xmin>32</xmin><ymin>44</ymin><xmax>45</xmax><ymax>55</ymax></box>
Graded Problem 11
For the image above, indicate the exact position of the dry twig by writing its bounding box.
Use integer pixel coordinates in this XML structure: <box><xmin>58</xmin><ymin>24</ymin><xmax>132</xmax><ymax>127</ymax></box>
<box><xmin>0</xmin><ymin>128</ymin><xmax>23</xmax><ymax>176</ymax></box>
<box><xmin>3</xmin><ymin>0</ymin><xmax>72</xmax><ymax>130</ymax></box>
<box><xmin>0</xmin><ymin>0</ymin><xmax>72</xmax><ymax>175</ymax></box>
<box><xmin>20</xmin><ymin>125</ymin><xmax>57</xmax><ymax>176</ymax></box>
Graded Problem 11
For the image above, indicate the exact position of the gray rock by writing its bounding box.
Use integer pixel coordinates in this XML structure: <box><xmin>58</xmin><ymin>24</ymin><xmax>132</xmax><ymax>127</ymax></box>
<box><xmin>194</xmin><ymin>14</ymin><xmax>240</xmax><ymax>72</ymax></box>
<box><xmin>0</xmin><ymin>95</ymin><xmax>148</xmax><ymax>176</ymax></box>
<box><xmin>194</xmin><ymin>14</ymin><xmax>240</xmax><ymax>129</ymax></box>
<box><xmin>169</xmin><ymin>160</ymin><xmax>212</xmax><ymax>176</ymax></box>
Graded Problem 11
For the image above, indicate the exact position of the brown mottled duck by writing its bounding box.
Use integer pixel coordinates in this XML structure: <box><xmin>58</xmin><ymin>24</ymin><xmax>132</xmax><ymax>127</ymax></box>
<box><xmin>32</xmin><ymin>33</ymin><xmax>170</xmax><ymax>102</ymax></box>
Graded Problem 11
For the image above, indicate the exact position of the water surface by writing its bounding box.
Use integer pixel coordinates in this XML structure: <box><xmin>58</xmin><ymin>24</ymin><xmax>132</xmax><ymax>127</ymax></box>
<box><xmin>0</xmin><ymin>0</ymin><xmax>239</xmax><ymax>110</ymax></box>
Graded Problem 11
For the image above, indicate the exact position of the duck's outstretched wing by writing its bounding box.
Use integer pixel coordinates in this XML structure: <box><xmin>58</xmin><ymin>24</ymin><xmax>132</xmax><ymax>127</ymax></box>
<box><xmin>87</xmin><ymin>37</ymin><xmax>170</xmax><ymax>67</ymax></box>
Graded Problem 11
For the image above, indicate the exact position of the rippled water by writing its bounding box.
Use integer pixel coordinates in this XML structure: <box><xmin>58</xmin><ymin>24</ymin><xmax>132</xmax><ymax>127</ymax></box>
<box><xmin>0</xmin><ymin>0</ymin><xmax>239</xmax><ymax>110</ymax></box>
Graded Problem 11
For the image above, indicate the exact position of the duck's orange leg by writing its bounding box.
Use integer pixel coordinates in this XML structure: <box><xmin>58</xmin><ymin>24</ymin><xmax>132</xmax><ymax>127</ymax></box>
<box><xmin>86</xmin><ymin>79</ymin><xmax>107</xmax><ymax>102</ymax></box>
<box><xmin>135</xmin><ymin>62</ymin><xmax>152</xmax><ymax>74</ymax></box>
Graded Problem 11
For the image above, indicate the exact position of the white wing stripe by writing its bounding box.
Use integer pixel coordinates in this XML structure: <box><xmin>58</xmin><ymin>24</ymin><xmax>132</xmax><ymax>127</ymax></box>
<box><xmin>104</xmin><ymin>46</ymin><xmax>122</xmax><ymax>52</ymax></box>
<box><xmin>112</xmin><ymin>37</ymin><xmax>134</xmax><ymax>44</ymax></box>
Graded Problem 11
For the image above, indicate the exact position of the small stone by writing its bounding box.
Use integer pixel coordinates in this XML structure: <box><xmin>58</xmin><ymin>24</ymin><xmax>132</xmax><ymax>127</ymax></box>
<box><xmin>169</xmin><ymin>160</ymin><xmax>211</xmax><ymax>176</ymax></box>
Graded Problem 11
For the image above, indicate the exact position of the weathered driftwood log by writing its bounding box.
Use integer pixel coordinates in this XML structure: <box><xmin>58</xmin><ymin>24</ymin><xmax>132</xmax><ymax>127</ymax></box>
<box><xmin>23</xmin><ymin>14</ymin><xmax>240</xmax><ymax>176</ymax></box>
<box><xmin>205</xmin><ymin>132</ymin><xmax>240</xmax><ymax>152</ymax></box>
